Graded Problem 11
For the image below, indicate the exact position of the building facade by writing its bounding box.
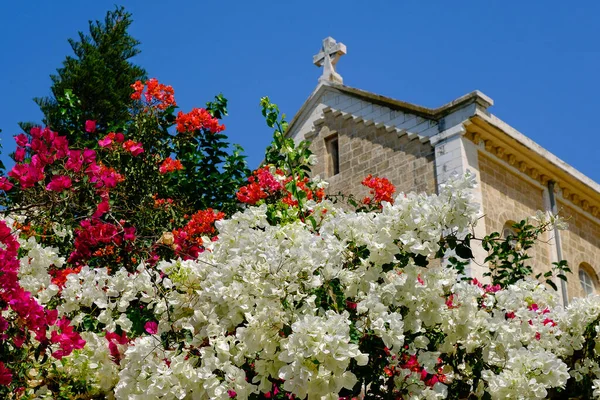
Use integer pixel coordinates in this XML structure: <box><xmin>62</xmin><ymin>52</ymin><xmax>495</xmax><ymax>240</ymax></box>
<box><xmin>286</xmin><ymin>37</ymin><xmax>600</xmax><ymax>303</ymax></box>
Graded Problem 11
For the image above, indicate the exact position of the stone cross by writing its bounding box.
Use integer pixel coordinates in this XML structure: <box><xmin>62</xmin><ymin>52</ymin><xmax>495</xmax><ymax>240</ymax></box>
<box><xmin>313</xmin><ymin>37</ymin><xmax>347</xmax><ymax>84</ymax></box>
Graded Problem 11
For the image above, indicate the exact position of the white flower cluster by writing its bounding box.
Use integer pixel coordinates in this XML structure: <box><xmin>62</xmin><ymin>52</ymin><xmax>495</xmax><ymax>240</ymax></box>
<box><xmin>59</xmin><ymin>264</ymin><xmax>159</xmax><ymax>331</ymax></box>
<box><xmin>15</xmin><ymin>174</ymin><xmax>600</xmax><ymax>399</ymax></box>
<box><xmin>278</xmin><ymin>311</ymin><xmax>368</xmax><ymax>398</ymax></box>
<box><xmin>17</xmin><ymin>236</ymin><xmax>62</xmax><ymax>304</ymax></box>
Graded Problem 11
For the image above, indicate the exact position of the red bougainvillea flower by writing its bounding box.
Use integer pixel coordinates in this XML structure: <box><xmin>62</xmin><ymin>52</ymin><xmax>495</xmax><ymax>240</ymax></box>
<box><xmin>175</xmin><ymin>108</ymin><xmax>225</xmax><ymax>134</ymax></box>
<box><xmin>159</xmin><ymin>157</ymin><xmax>183</xmax><ymax>174</ymax></box>
<box><xmin>46</xmin><ymin>175</ymin><xmax>72</xmax><ymax>192</ymax></box>
<box><xmin>0</xmin><ymin>362</ymin><xmax>12</xmax><ymax>386</ymax></box>
<box><xmin>0</xmin><ymin>177</ymin><xmax>13</xmax><ymax>191</ymax></box>
<box><xmin>144</xmin><ymin>321</ymin><xmax>158</xmax><ymax>334</ymax></box>
<box><xmin>145</xmin><ymin>78</ymin><xmax>176</xmax><ymax>109</ymax></box>
<box><xmin>236</xmin><ymin>166</ymin><xmax>287</xmax><ymax>205</ymax></box>
<box><xmin>280</xmin><ymin>176</ymin><xmax>324</xmax><ymax>207</ymax></box>
<box><xmin>236</xmin><ymin>182</ymin><xmax>267</xmax><ymax>205</ymax></box>
<box><xmin>68</xmin><ymin>219</ymin><xmax>120</xmax><ymax>265</ymax></box>
<box><xmin>130</xmin><ymin>78</ymin><xmax>176</xmax><ymax>110</ymax></box>
<box><xmin>85</xmin><ymin>120</ymin><xmax>96</xmax><ymax>133</ymax></box>
<box><xmin>49</xmin><ymin>266</ymin><xmax>82</xmax><ymax>289</ymax></box>
<box><xmin>361</xmin><ymin>174</ymin><xmax>396</xmax><ymax>205</ymax></box>
<box><xmin>130</xmin><ymin>80</ymin><xmax>144</xmax><ymax>100</ymax></box>
<box><xmin>172</xmin><ymin>209</ymin><xmax>224</xmax><ymax>259</ymax></box>
<box><xmin>122</xmin><ymin>140</ymin><xmax>144</xmax><ymax>156</ymax></box>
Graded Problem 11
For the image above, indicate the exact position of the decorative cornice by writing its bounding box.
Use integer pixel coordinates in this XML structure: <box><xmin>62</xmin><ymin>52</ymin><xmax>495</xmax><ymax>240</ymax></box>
<box><xmin>464</xmin><ymin>118</ymin><xmax>600</xmax><ymax>220</ymax></box>
<box><xmin>310</xmin><ymin>106</ymin><xmax>431</xmax><ymax>143</ymax></box>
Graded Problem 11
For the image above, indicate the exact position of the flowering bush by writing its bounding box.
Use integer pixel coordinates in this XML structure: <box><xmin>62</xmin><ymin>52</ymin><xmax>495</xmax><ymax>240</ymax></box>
<box><xmin>3</xmin><ymin>79</ymin><xmax>249</xmax><ymax>264</ymax></box>
<box><xmin>0</xmin><ymin>96</ymin><xmax>598</xmax><ymax>400</ymax></box>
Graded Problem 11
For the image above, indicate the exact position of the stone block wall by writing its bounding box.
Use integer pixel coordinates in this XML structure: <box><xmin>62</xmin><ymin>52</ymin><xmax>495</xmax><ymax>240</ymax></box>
<box><xmin>478</xmin><ymin>153</ymin><xmax>553</xmax><ymax>276</ymax></box>
<box><xmin>309</xmin><ymin>112</ymin><xmax>437</xmax><ymax>199</ymax></box>
<box><xmin>557</xmin><ymin>201</ymin><xmax>600</xmax><ymax>298</ymax></box>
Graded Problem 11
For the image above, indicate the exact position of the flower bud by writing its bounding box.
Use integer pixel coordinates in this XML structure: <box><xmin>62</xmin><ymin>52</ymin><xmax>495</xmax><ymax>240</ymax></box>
<box><xmin>158</xmin><ymin>232</ymin><xmax>174</xmax><ymax>246</ymax></box>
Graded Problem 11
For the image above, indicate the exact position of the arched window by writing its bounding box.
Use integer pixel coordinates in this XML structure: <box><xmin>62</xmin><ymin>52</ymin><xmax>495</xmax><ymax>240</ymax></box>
<box><xmin>579</xmin><ymin>263</ymin><xmax>596</xmax><ymax>296</ymax></box>
<box><xmin>502</xmin><ymin>221</ymin><xmax>518</xmax><ymax>248</ymax></box>
<box><xmin>502</xmin><ymin>221</ymin><xmax>518</xmax><ymax>239</ymax></box>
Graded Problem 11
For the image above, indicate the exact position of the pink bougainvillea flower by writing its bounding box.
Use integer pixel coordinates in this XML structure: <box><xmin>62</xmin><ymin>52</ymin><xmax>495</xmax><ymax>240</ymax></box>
<box><xmin>0</xmin><ymin>316</ymin><xmax>8</xmax><ymax>333</ymax></box>
<box><xmin>144</xmin><ymin>321</ymin><xmax>158</xmax><ymax>334</ymax></box>
<box><xmin>50</xmin><ymin>317</ymin><xmax>86</xmax><ymax>359</ymax></box>
<box><xmin>123</xmin><ymin>226</ymin><xmax>136</xmax><ymax>241</ymax></box>
<box><xmin>92</xmin><ymin>199</ymin><xmax>110</xmax><ymax>218</ymax></box>
<box><xmin>98</xmin><ymin>132</ymin><xmax>126</xmax><ymax>148</ymax></box>
<box><xmin>98</xmin><ymin>136</ymin><xmax>113</xmax><ymax>148</ymax></box>
<box><xmin>89</xmin><ymin>165</ymin><xmax>124</xmax><ymax>189</ymax></box>
<box><xmin>46</xmin><ymin>175</ymin><xmax>72</xmax><ymax>192</ymax></box>
<box><xmin>122</xmin><ymin>140</ymin><xmax>144</xmax><ymax>156</ymax></box>
<box><xmin>0</xmin><ymin>362</ymin><xmax>12</xmax><ymax>386</ymax></box>
<box><xmin>82</xmin><ymin>149</ymin><xmax>96</xmax><ymax>164</ymax></box>
<box><xmin>14</xmin><ymin>133</ymin><xmax>28</xmax><ymax>147</ymax></box>
<box><xmin>14</xmin><ymin>147</ymin><xmax>26</xmax><ymax>162</ymax></box>
<box><xmin>12</xmin><ymin>335</ymin><xmax>25</xmax><ymax>348</ymax></box>
<box><xmin>65</xmin><ymin>150</ymin><xmax>83</xmax><ymax>172</ymax></box>
<box><xmin>0</xmin><ymin>177</ymin><xmax>13</xmax><ymax>191</ymax></box>
<box><xmin>0</xmin><ymin>220</ymin><xmax>84</xmax><ymax>369</ymax></box>
<box><xmin>30</xmin><ymin>126</ymin><xmax>42</xmax><ymax>138</ymax></box>
<box><xmin>255</xmin><ymin>166</ymin><xmax>283</xmax><ymax>192</ymax></box>
<box><xmin>53</xmin><ymin>135</ymin><xmax>69</xmax><ymax>159</ymax></box>
<box><xmin>85</xmin><ymin>120</ymin><xmax>96</xmax><ymax>133</ymax></box>
<box><xmin>9</xmin><ymin>163</ymin><xmax>45</xmax><ymax>189</ymax></box>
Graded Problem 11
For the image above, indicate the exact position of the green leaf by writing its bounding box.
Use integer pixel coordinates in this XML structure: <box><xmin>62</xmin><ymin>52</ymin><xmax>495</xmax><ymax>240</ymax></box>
<box><xmin>455</xmin><ymin>244</ymin><xmax>473</xmax><ymax>259</ymax></box>
<box><xmin>557</xmin><ymin>274</ymin><xmax>568</xmax><ymax>281</ymax></box>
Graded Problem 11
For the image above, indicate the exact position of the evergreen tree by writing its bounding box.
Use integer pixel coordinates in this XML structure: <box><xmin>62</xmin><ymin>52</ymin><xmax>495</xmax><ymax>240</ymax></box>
<box><xmin>34</xmin><ymin>6</ymin><xmax>146</xmax><ymax>145</ymax></box>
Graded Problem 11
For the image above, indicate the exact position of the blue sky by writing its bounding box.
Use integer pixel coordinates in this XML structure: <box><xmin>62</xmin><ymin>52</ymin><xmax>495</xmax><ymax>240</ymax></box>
<box><xmin>1</xmin><ymin>1</ymin><xmax>599</xmax><ymax>184</ymax></box>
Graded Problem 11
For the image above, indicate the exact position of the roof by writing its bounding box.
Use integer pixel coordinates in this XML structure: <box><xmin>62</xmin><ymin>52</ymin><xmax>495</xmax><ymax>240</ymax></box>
<box><xmin>286</xmin><ymin>81</ymin><xmax>494</xmax><ymax>137</ymax></box>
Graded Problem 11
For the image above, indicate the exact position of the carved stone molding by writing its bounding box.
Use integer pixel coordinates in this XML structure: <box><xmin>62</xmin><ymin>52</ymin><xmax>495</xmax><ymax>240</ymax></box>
<box><xmin>465</xmin><ymin>128</ymin><xmax>600</xmax><ymax>219</ymax></box>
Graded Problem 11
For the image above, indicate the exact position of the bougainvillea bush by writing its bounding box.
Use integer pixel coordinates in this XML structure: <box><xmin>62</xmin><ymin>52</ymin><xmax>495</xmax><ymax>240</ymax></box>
<box><xmin>0</xmin><ymin>91</ymin><xmax>598</xmax><ymax>399</ymax></box>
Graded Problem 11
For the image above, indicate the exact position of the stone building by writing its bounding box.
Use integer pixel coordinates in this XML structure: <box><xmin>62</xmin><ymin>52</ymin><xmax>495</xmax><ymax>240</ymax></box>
<box><xmin>286</xmin><ymin>37</ymin><xmax>600</xmax><ymax>304</ymax></box>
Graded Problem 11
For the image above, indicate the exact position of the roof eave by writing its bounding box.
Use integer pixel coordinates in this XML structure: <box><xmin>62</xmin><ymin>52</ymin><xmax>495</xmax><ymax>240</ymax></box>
<box><xmin>285</xmin><ymin>81</ymin><xmax>494</xmax><ymax>138</ymax></box>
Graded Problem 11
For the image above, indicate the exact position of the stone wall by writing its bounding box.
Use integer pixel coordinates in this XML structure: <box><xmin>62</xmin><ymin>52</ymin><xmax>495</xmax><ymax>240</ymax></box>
<box><xmin>557</xmin><ymin>200</ymin><xmax>600</xmax><ymax>298</ymax></box>
<box><xmin>309</xmin><ymin>111</ymin><xmax>437</xmax><ymax>199</ymax></box>
<box><xmin>478</xmin><ymin>152</ymin><xmax>553</xmax><ymax>276</ymax></box>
